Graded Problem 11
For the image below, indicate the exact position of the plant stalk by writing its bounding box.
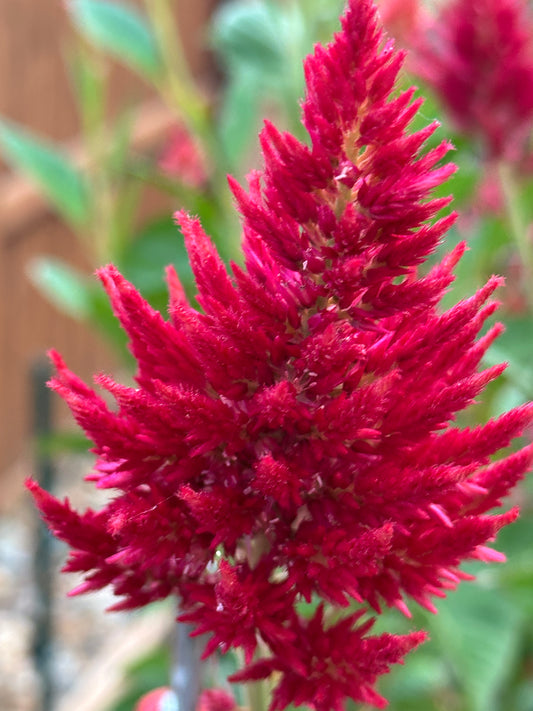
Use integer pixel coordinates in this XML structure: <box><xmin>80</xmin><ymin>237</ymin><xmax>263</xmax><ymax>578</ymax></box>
<box><xmin>498</xmin><ymin>162</ymin><xmax>533</xmax><ymax>312</ymax></box>
<box><xmin>172</xmin><ymin>620</ymin><xmax>204</xmax><ymax>711</ymax></box>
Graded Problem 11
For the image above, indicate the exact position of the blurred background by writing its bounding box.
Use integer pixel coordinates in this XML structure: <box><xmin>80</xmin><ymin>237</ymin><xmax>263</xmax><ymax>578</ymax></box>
<box><xmin>1</xmin><ymin>1</ymin><xmax>532</xmax><ymax>710</ymax></box>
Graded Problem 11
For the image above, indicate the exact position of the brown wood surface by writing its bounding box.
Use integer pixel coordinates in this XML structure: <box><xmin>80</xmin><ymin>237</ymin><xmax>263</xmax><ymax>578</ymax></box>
<box><xmin>0</xmin><ymin>0</ymin><xmax>217</xmax><ymax>480</ymax></box>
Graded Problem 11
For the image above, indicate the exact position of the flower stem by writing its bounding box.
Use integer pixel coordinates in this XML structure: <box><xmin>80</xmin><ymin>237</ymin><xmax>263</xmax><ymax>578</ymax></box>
<box><xmin>498</xmin><ymin>162</ymin><xmax>533</xmax><ymax>312</ymax></box>
<box><xmin>144</xmin><ymin>0</ymin><xmax>242</xmax><ymax>263</ymax></box>
<box><xmin>246</xmin><ymin>678</ymin><xmax>268</xmax><ymax>711</ymax></box>
<box><xmin>147</xmin><ymin>0</ymin><xmax>210</xmax><ymax>137</ymax></box>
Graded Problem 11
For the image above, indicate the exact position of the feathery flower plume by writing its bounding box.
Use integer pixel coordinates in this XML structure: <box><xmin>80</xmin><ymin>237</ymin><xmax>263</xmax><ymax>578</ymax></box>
<box><xmin>414</xmin><ymin>0</ymin><xmax>533</xmax><ymax>161</ymax></box>
<box><xmin>28</xmin><ymin>0</ymin><xmax>533</xmax><ymax>708</ymax></box>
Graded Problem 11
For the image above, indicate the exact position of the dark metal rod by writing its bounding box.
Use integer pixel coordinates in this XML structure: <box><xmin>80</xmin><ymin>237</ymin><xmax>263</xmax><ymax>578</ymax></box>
<box><xmin>171</xmin><ymin>619</ymin><xmax>204</xmax><ymax>711</ymax></box>
<box><xmin>30</xmin><ymin>358</ymin><xmax>55</xmax><ymax>711</ymax></box>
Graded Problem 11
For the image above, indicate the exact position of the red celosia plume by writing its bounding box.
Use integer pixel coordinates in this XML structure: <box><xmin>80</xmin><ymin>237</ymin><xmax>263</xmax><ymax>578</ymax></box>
<box><xmin>28</xmin><ymin>0</ymin><xmax>533</xmax><ymax>709</ymax></box>
<box><xmin>413</xmin><ymin>0</ymin><xmax>533</xmax><ymax>161</ymax></box>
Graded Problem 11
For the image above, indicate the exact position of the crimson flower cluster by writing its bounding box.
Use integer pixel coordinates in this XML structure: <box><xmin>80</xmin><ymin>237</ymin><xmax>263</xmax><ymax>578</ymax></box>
<box><xmin>414</xmin><ymin>0</ymin><xmax>533</xmax><ymax>161</ymax></box>
<box><xmin>28</xmin><ymin>1</ymin><xmax>533</xmax><ymax>709</ymax></box>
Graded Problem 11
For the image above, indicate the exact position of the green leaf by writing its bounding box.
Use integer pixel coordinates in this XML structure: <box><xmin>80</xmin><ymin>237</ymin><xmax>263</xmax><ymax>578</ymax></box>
<box><xmin>105</xmin><ymin>641</ymin><xmax>171</xmax><ymax>711</ymax></box>
<box><xmin>215</xmin><ymin>650</ymin><xmax>245</xmax><ymax>706</ymax></box>
<box><xmin>0</xmin><ymin>119</ymin><xmax>90</xmax><ymax>227</ymax></box>
<box><xmin>68</xmin><ymin>0</ymin><xmax>162</xmax><ymax>79</ymax></box>
<box><xmin>379</xmin><ymin>654</ymin><xmax>449</xmax><ymax>703</ymax></box>
<box><xmin>37</xmin><ymin>430</ymin><xmax>93</xmax><ymax>456</ymax></box>
<box><xmin>485</xmin><ymin>316</ymin><xmax>533</xmax><ymax>397</ymax></box>
<box><xmin>430</xmin><ymin>583</ymin><xmax>523</xmax><ymax>711</ymax></box>
<box><xmin>27</xmin><ymin>257</ymin><xmax>94</xmax><ymax>320</ymax></box>
<box><xmin>212</xmin><ymin>2</ymin><xmax>285</xmax><ymax>77</ymax></box>
<box><xmin>218</xmin><ymin>69</ymin><xmax>261</xmax><ymax>170</ymax></box>
<box><xmin>493</xmin><ymin>514</ymin><xmax>533</xmax><ymax>616</ymax></box>
<box><xmin>86</xmin><ymin>285</ymin><xmax>131</xmax><ymax>361</ymax></box>
<box><xmin>120</xmin><ymin>215</ymin><xmax>194</xmax><ymax>313</ymax></box>
<box><xmin>28</xmin><ymin>255</ymin><xmax>132</xmax><ymax>361</ymax></box>
<box><xmin>67</xmin><ymin>43</ymin><xmax>107</xmax><ymax>136</ymax></box>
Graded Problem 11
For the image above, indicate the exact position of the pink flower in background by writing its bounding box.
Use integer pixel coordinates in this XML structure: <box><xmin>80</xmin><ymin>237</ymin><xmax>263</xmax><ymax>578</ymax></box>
<box><xmin>197</xmin><ymin>689</ymin><xmax>237</xmax><ymax>711</ymax></box>
<box><xmin>414</xmin><ymin>0</ymin><xmax>533</xmax><ymax>161</ymax></box>
<box><xmin>135</xmin><ymin>688</ymin><xmax>174</xmax><ymax>711</ymax></box>
<box><xmin>134</xmin><ymin>687</ymin><xmax>235</xmax><ymax>711</ymax></box>
<box><xmin>28</xmin><ymin>0</ymin><xmax>533</xmax><ymax>708</ymax></box>
<box><xmin>159</xmin><ymin>124</ymin><xmax>208</xmax><ymax>189</ymax></box>
<box><xmin>377</xmin><ymin>0</ymin><xmax>428</xmax><ymax>45</ymax></box>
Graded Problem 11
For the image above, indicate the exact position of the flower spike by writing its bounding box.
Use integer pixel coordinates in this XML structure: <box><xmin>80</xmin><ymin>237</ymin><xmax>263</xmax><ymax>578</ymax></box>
<box><xmin>28</xmin><ymin>1</ymin><xmax>533</xmax><ymax>709</ymax></box>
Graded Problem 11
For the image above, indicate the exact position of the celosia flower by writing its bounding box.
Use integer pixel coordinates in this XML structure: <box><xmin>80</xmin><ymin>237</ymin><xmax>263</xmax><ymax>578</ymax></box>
<box><xmin>377</xmin><ymin>0</ymin><xmax>428</xmax><ymax>46</ymax></box>
<box><xmin>135</xmin><ymin>687</ymin><xmax>235</xmax><ymax>711</ymax></box>
<box><xmin>28</xmin><ymin>0</ymin><xmax>533</xmax><ymax>709</ymax></box>
<box><xmin>159</xmin><ymin>123</ymin><xmax>208</xmax><ymax>188</ymax></box>
<box><xmin>413</xmin><ymin>0</ymin><xmax>533</xmax><ymax>161</ymax></box>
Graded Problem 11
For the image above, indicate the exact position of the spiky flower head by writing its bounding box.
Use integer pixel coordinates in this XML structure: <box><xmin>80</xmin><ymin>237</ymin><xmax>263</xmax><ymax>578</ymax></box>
<box><xmin>414</xmin><ymin>0</ymin><xmax>533</xmax><ymax>161</ymax></box>
<box><xmin>28</xmin><ymin>0</ymin><xmax>533</xmax><ymax>709</ymax></box>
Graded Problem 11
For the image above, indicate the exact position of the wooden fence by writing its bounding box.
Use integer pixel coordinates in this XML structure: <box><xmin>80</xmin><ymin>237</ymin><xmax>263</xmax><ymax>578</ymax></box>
<box><xmin>0</xmin><ymin>0</ymin><xmax>217</xmax><ymax>487</ymax></box>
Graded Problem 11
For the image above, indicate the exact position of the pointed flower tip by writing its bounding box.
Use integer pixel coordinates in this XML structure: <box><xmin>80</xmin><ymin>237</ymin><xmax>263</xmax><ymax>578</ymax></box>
<box><xmin>488</xmin><ymin>274</ymin><xmax>505</xmax><ymax>290</ymax></box>
<box><xmin>173</xmin><ymin>208</ymin><xmax>191</xmax><ymax>228</ymax></box>
<box><xmin>24</xmin><ymin>477</ymin><xmax>39</xmax><ymax>496</ymax></box>
<box><xmin>165</xmin><ymin>263</ymin><xmax>178</xmax><ymax>282</ymax></box>
<box><xmin>68</xmin><ymin>581</ymin><xmax>94</xmax><ymax>597</ymax></box>
<box><xmin>444</xmin><ymin>139</ymin><xmax>456</xmax><ymax>153</ymax></box>
<box><xmin>443</xmin><ymin>239</ymin><xmax>467</xmax><ymax>268</ymax></box>
<box><xmin>24</xmin><ymin>479</ymin><xmax>55</xmax><ymax>516</ymax></box>
<box><xmin>227</xmin><ymin>174</ymin><xmax>248</xmax><ymax>205</ymax></box>
<box><xmin>47</xmin><ymin>348</ymin><xmax>65</xmax><ymax>369</ymax></box>
<box><xmin>95</xmin><ymin>264</ymin><xmax>123</xmax><ymax>293</ymax></box>
<box><xmin>474</xmin><ymin>545</ymin><xmax>507</xmax><ymax>564</ymax></box>
<box><xmin>409</xmin><ymin>629</ymin><xmax>428</xmax><ymax>649</ymax></box>
<box><xmin>174</xmin><ymin>210</ymin><xmax>209</xmax><ymax>252</ymax></box>
<box><xmin>417</xmin><ymin>597</ymin><xmax>439</xmax><ymax>614</ymax></box>
<box><xmin>393</xmin><ymin>599</ymin><xmax>412</xmax><ymax>618</ymax></box>
<box><xmin>95</xmin><ymin>263</ymin><xmax>118</xmax><ymax>279</ymax></box>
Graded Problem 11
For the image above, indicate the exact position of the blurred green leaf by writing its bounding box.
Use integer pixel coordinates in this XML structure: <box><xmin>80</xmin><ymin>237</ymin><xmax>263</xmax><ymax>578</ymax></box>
<box><xmin>87</xmin><ymin>284</ymin><xmax>131</xmax><ymax>360</ymax></box>
<box><xmin>379</xmin><ymin>654</ymin><xmax>449</xmax><ymax>705</ymax></box>
<box><xmin>0</xmin><ymin>119</ymin><xmax>90</xmax><ymax>227</ymax></box>
<box><xmin>68</xmin><ymin>0</ymin><xmax>162</xmax><ymax>79</ymax></box>
<box><xmin>37</xmin><ymin>430</ymin><xmax>93</xmax><ymax>456</ymax></box>
<box><xmin>493</xmin><ymin>515</ymin><xmax>533</xmax><ymax>618</ymax></box>
<box><xmin>514</xmin><ymin>680</ymin><xmax>533</xmax><ymax>711</ymax></box>
<box><xmin>215</xmin><ymin>651</ymin><xmax>245</xmax><ymax>706</ymax></box>
<box><xmin>212</xmin><ymin>2</ymin><xmax>284</xmax><ymax>77</ymax></box>
<box><xmin>67</xmin><ymin>43</ymin><xmax>107</xmax><ymax>136</ymax></box>
<box><xmin>27</xmin><ymin>257</ymin><xmax>94</xmax><ymax>320</ymax></box>
<box><xmin>106</xmin><ymin>641</ymin><xmax>171</xmax><ymax>711</ymax></box>
<box><xmin>120</xmin><ymin>216</ymin><xmax>194</xmax><ymax>313</ymax></box>
<box><xmin>489</xmin><ymin>380</ymin><xmax>528</xmax><ymax>417</ymax></box>
<box><xmin>218</xmin><ymin>69</ymin><xmax>261</xmax><ymax>170</ymax></box>
<box><xmin>486</xmin><ymin>316</ymin><xmax>533</xmax><ymax>397</ymax></box>
<box><xmin>431</xmin><ymin>583</ymin><xmax>523</xmax><ymax>711</ymax></box>
<box><xmin>497</xmin><ymin>514</ymin><xmax>533</xmax><ymax>561</ymax></box>
<box><xmin>27</xmin><ymin>257</ymin><xmax>132</xmax><ymax>361</ymax></box>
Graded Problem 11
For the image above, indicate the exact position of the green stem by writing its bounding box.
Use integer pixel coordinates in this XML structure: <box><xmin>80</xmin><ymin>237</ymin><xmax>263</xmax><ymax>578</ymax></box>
<box><xmin>246</xmin><ymin>676</ymin><xmax>269</xmax><ymax>711</ymax></box>
<box><xmin>147</xmin><ymin>0</ymin><xmax>209</xmax><ymax>132</ymax></box>
<box><xmin>74</xmin><ymin>40</ymin><xmax>114</xmax><ymax>264</ymax></box>
<box><xmin>145</xmin><ymin>0</ymin><xmax>241</xmax><ymax>263</ymax></box>
<box><xmin>498</xmin><ymin>162</ymin><xmax>533</xmax><ymax>312</ymax></box>
<box><xmin>86</xmin><ymin>132</ymin><xmax>116</xmax><ymax>265</ymax></box>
